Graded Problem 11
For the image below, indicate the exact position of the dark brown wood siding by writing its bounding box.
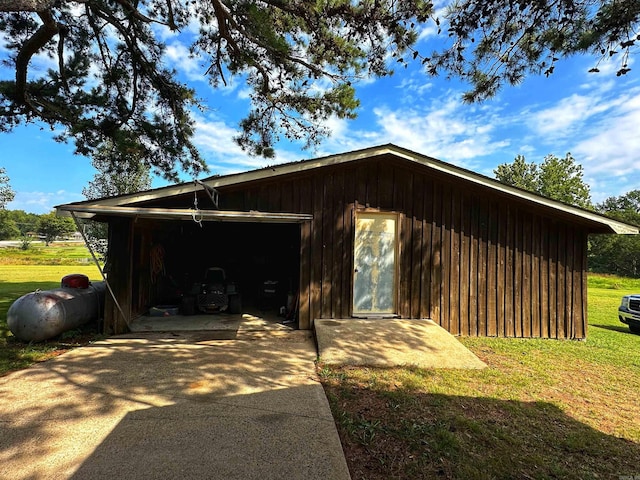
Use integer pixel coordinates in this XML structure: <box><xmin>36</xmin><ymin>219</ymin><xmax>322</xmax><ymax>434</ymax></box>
<box><xmin>217</xmin><ymin>155</ymin><xmax>589</xmax><ymax>338</ymax></box>
<box><xmin>105</xmin><ymin>153</ymin><xmax>589</xmax><ymax>338</ymax></box>
<box><xmin>103</xmin><ymin>218</ymin><xmax>133</xmax><ymax>334</ymax></box>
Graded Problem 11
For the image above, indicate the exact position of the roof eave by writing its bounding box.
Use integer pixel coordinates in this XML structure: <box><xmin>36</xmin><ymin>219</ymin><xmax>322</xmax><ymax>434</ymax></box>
<box><xmin>56</xmin><ymin>204</ymin><xmax>313</xmax><ymax>224</ymax></box>
<box><xmin>54</xmin><ymin>144</ymin><xmax>639</xmax><ymax>235</ymax></box>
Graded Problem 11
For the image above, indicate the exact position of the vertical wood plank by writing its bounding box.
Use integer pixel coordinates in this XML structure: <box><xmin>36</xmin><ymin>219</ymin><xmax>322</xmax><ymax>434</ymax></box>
<box><xmin>355</xmin><ymin>164</ymin><xmax>367</xmax><ymax>207</ymax></box>
<box><xmin>342</xmin><ymin>168</ymin><xmax>356</xmax><ymax>318</ymax></box>
<box><xmin>279</xmin><ymin>180</ymin><xmax>292</xmax><ymax>212</ymax></box>
<box><xmin>496</xmin><ymin>201</ymin><xmax>506</xmax><ymax>336</ymax></box>
<box><xmin>522</xmin><ymin>216</ymin><xmax>532</xmax><ymax>337</ymax></box>
<box><xmin>267</xmin><ymin>181</ymin><xmax>281</xmax><ymax>211</ymax></box>
<box><xmin>539</xmin><ymin>222</ymin><xmax>549</xmax><ymax>339</ymax></box>
<box><xmin>448</xmin><ymin>190</ymin><xmax>460</xmax><ymax>334</ymax></box>
<box><xmin>548</xmin><ymin>224</ymin><xmax>558</xmax><ymax>338</ymax></box>
<box><xmin>459</xmin><ymin>193</ymin><xmax>470</xmax><ymax>335</ymax></box>
<box><xmin>556</xmin><ymin>225</ymin><xmax>566</xmax><ymax>339</ymax></box>
<box><xmin>531</xmin><ymin>215</ymin><xmax>541</xmax><ymax>337</ymax></box>
<box><xmin>564</xmin><ymin>227</ymin><xmax>575</xmax><ymax>339</ymax></box>
<box><xmin>421</xmin><ymin>176</ymin><xmax>434</xmax><ymax>319</ymax></box>
<box><xmin>333</xmin><ymin>171</ymin><xmax>345</xmax><ymax>318</ymax></box>
<box><xmin>257</xmin><ymin>184</ymin><xmax>269</xmax><ymax>211</ymax></box>
<box><xmin>486</xmin><ymin>201</ymin><xmax>498</xmax><ymax>337</ymax></box>
<box><xmin>412</xmin><ymin>174</ymin><xmax>425</xmax><ymax>318</ymax></box>
<box><xmin>401</xmin><ymin>169</ymin><xmax>414</xmax><ymax>317</ymax></box>
<box><xmin>504</xmin><ymin>204</ymin><xmax>514</xmax><ymax>337</ymax></box>
<box><xmin>440</xmin><ymin>185</ymin><xmax>452</xmax><ymax>332</ymax></box>
<box><xmin>477</xmin><ymin>197</ymin><xmax>489</xmax><ymax>337</ymax></box>
<box><xmin>577</xmin><ymin>231</ymin><xmax>588</xmax><ymax>339</ymax></box>
<box><xmin>322</xmin><ymin>172</ymin><xmax>334</xmax><ymax>318</ymax></box>
<box><xmin>310</xmin><ymin>174</ymin><xmax>324</xmax><ymax>323</ymax></box>
<box><xmin>468</xmin><ymin>194</ymin><xmax>480</xmax><ymax>336</ymax></box>
<box><xmin>513</xmin><ymin>212</ymin><xmax>523</xmax><ymax>337</ymax></box>
<box><xmin>366</xmin><ymin>160</ymin><xmax>379</xmax><ymax>207</ymax></box>
<box><xmin>378</xmin><ymin>160</ymin><xmax>394</xmax><ymax>210</ymax></box>
<box><xmin>298</xmin><ymin>176</ymin><xmax>312</xmax><ymax>329</ymax></box>
<box><xmin>430</xmin><ymin>184</ymin><xmax>442</xmax><ymax>324</ymax></box>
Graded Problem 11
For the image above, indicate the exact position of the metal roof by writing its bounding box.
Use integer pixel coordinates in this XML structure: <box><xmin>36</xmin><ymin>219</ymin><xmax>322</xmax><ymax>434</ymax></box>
<box><xmin>56</xmin><ymin>144</ymin><xmax>639</xmax><ymax>234</ymax></box>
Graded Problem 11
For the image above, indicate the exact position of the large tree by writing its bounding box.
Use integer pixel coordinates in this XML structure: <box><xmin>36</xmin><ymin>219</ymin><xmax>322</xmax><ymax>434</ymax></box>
<box><xmin>1</xmin><ymin>1</ymin><xmax>638</xmax><ymax>177</ymax></box>
<box><xmin>38</xmin><ymin>211</ymin><xmax>75</xmax><ymax>245</ymax></box>
<box><xmin>0</xmin><ymin>210</ymin><xmax>19</xmax><ymax>239</ymax></box>
<box><xmin>0</xmin><ymin>1</ymin><xmax>432</xmax><ymax>179</ymax></box>
<box><xmin>494</xmin><ymin>153</ymin><xmax>592</xmax><ymax>209</ymax></box>
<box><xmin>426</xmin><ymin>0</ymin><xmax>640</xmax><ymax>101</ymax></box>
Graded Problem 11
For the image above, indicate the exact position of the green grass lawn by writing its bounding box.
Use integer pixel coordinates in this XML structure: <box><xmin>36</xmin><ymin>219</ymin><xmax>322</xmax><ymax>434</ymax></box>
<box><xmin>0</xmin><ymin>243</ymin><xmax>102</xmax><ymax>374</ymax></box>
<box><xmin>320</xmin><ymin>274</ymin><xmax>640</xmax><ymax>480</ymax></box>
<box><xmin>0</xmin><ymin>241</ymin><xmax>99</xmax><ymax>265</ymax></box>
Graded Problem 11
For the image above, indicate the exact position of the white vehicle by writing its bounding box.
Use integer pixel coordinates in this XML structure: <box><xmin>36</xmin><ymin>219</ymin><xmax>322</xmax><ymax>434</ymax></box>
<box><xmin>619</xmin><ymin>294</ymin><xmax>640</xmax><ymax>334</ymax></box>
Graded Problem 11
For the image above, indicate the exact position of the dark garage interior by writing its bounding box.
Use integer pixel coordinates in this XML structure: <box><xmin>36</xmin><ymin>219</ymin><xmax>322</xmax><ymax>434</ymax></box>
<box><xmin>130</xmin><ymin>220</ymin><xmax>301</xmax><ymax>318</ymax></box>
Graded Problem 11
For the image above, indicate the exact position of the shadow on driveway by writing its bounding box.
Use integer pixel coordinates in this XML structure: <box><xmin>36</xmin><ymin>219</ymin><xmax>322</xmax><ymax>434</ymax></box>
<box><xmin>0</xmin><ymin>332</ymin><xmax>350</xmax><ymax>480</ymax></box>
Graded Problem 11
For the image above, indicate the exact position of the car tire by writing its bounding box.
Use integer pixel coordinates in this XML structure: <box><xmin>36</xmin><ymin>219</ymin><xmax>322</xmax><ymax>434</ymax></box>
<box><xmin>629</xmin><ymin>324</ymin><xmax>640</xmax><ymax>335</ymax></box>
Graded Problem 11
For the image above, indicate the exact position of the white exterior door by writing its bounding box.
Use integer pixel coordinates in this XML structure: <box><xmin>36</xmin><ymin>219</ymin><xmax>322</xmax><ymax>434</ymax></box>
<box><xmin>352</xmin><ymin>212</ymin><xmax>398</xmax><ymax>316</ymax></box>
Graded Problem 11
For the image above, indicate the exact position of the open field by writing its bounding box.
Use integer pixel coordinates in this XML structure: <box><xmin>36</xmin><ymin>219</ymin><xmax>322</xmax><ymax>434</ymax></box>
<box><xmin>320</xmin><ymin>274</ymin><xmax>640</xmax><ymax>479</ymax></box>
<box><xmin>0</xmin><ymin>241</ymin><xmax>99</xmax><ymax>265</ymax></box>
<box><xmin>0</xmin><ymin>243</ymin><xmax>101</xmax><ymax>374</ymax></box>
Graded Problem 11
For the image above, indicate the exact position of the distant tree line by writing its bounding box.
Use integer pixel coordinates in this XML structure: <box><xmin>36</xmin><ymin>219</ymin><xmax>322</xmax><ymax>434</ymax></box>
<box><xmin>495</xmin><ymin>154</ymin><xmax>640</xmax><ymax>278</ymax></box>
<box><xmin>0</xmin><ymin>210</ymin><xmax>76</xmax><ymax>245</ymax></box>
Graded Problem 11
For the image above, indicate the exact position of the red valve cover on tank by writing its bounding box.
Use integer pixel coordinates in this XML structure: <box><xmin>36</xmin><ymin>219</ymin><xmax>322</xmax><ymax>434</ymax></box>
<box><xmin>61</xmin><ymin>274</ymin><xmax>90</xmax><ymax>289</ymax></box>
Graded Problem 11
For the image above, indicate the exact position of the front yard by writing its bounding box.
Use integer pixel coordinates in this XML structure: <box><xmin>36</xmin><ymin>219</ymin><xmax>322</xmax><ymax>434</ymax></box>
<box><xmin>319</xmin><ymin>275</ymin><xmax>640</xmax><ymax>479</ymax></box>
<box><xmin>1</xmin><ymin>243</ymin><xmax>639</xmax><ymax>478</ymax></box>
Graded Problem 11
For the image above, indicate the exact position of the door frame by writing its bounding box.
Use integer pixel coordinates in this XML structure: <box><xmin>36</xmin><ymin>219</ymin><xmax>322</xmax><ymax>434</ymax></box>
<box><xmin>351</xmin><ymin>208</ymin><xmax>402</xmax><ymax>318</ymax></box>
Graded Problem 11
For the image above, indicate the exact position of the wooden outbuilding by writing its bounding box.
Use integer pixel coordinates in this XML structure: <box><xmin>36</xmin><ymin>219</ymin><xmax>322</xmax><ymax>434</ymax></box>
<box><xmin>57</xmin><ymin>144</ymin><xmax>638</xmax><ymax>339</ymax></box>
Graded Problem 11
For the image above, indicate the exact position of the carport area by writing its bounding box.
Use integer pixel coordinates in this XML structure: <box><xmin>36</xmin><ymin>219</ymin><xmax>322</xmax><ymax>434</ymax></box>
<box><xmin>129</xmin><ymin>309</ymin><xmax>294</xmax><ymax>335</ymax></box>
<box><xmin>128</xmin><ymin>220</ymin><xmax>302</xmax><ymax>327</ymax></box>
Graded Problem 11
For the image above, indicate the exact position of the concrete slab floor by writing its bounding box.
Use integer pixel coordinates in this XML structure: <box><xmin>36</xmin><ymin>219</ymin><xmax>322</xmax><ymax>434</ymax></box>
<box><xmin>0</xmin><ymin>331</ymin><xmax>351</xmax><ymax>480</ymax></box>
<box><xmin>130</xmin><ymin>308</ymin><xmax>295</xmax><ymax>333</ymax></box>
<box><xmin>315</xmin><ymin>318</ymin><xmax>487</xmax><ymax>369</ymax></box>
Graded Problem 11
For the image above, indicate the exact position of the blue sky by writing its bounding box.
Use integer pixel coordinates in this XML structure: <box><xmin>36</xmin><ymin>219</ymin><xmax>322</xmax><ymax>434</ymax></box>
<box><xmin>1</xmin><ymin>13</ymin><xmax>639</xmax><ymax>214</ymax></box>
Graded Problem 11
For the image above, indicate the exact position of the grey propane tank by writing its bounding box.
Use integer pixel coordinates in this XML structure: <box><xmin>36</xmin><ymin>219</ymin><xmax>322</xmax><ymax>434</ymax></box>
<box><xmin>7</xmin><ymin>282</ymin><xmax>106</xmax><ymax>342</ymax></box>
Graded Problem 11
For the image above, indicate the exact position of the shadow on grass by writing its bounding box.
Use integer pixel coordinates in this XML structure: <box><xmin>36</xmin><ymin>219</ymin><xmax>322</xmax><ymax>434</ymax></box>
<box><xmin>0</xmin><ymin>280</ymin><xmax>62</xmax><ymax>295</ymax></box>
<box><xmin>591</xmin><ymin>323</ymin><xmax>638</xmax><ymax>334</ymax></box>
<box><xmin>323</xmin><ymin>385</ymin><xmax>640</xmax><ymax>480</ymax></box>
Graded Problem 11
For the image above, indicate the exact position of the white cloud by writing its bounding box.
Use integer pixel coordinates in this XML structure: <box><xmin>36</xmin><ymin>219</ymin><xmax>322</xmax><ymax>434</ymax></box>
<box><xmin>190</xmin><ymin>113</ymin><xmax>303</xmax><ymax>176</ymax></box>
<box><xmin>529</xmin><ymin>93</ymin><xmax>618</xmax><ymax>138</ymax></box>
<box><xmin>165</xmin><ymin>42</ymin><xmax>207</xmax><ymax>82</ymax></box>
<box><xmin>572</xmin><ymin>90</ymin><xmax>640</xmax><ymax>176</ymax></box>
<box><xmin>369</xmin><ymin>100</ymin><xmax>509</xmax><ymax>166</ymax></box>
<box><xmin>513</xmin><ymin>76</ymin><xmax>640</xmax><ymax>202</ymax></box>
<box><xmin>307</xmin><ymin>93</ymin><xmax>512</xmax><ymax>173</ymax></box>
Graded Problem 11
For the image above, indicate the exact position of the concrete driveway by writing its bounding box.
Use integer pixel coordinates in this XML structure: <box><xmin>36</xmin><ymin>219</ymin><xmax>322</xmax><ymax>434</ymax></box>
<box><xmin>0</xmin><ymin>331</ymin><xmax>350</xmax><ymax>480</ymax></box>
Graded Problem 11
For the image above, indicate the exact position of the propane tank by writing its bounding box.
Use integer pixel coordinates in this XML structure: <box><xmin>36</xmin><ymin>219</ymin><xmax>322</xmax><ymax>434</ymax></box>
<box><xmin>7</xmin><ymin>281</ymin><xmax>106</xmax><ymax>342</ymax></box>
